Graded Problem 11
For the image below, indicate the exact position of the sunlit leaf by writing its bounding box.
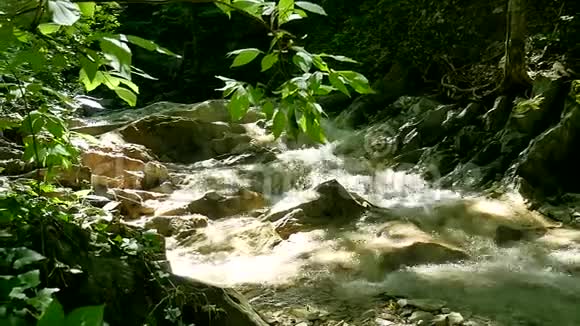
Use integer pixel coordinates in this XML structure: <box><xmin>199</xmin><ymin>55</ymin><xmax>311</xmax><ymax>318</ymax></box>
<box><xmin>228</xmin><ymin>48</ymin><xmax>262</xmax><ymax>67</ymax></box>
<box><xmin>99</xmin><ymin>36</ymin><xmax>132</xmax><ymax>79</ymax></box>
<box><xmin>295</xmin><ymin>1</ymin><xmax>327</xmax><ymax>15</ymax></box>
<box><xmin>126</xmin><ymin>35</ymin><xmax>181</xmax><ymax>58</ymax></box>
<box><xmin>292</xmin><ymin>51</ymin><xmax>312</xmax><ymax>73</ymax></box>
<box><xmin>329</xmin><ymin>71</ymin><xmax>350</xmax><ymax>97</ymax></box>
<box><xmin>114</xmin><ymin>87</ymin><xmax>137</xmax><ymax>106</ymax></box>
<box><xmin>272</xmin><ymin>109</ymin><xmax>286</xmax><ymax>138</ymax></box>
<box><xmin>48</xmin><ymin>0</ymin><xmax>81</xmax><ymax>26</ymax></box>
<box><xmin>319</xmin><ymin>53</ymin><xmax>358</xmax><ymax>63</ymax></box>
<box><xmin>77</xmin><ymin>2</ymin><xmax>96</xmax><ymax>17</ymax></box>
<box><xmin>38</xmin><ymin>23</ymin><xmax>61</xmax><ymax>35</ymax></box>
<box><xmin>338</xmin><ymin>70</ymin><xmax>374</xmax><ymax>94</ymax></box>
<box><xmin>261</xmin><ymin>53</ymin><xmax>279</xmax><ymax>72</ymax></box>
<box><xmin>229</xmin><ymin>87</ymin><xmax>250</xmax><ymax>120</ymax></box>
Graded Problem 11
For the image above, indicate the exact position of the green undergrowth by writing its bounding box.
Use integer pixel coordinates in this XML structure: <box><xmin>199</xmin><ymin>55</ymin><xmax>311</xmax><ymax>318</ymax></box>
<box><xmin>0</xmin><ymin>181</ymin><xmax>213</xmax><ymax>326</ymax></box>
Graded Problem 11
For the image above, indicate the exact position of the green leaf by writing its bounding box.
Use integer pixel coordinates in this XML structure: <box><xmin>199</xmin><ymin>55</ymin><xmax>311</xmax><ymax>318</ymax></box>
<box><xmin>79</xmin><ymin>56</ymin><xmax>99</xmax><ymax>83</ymax></box>
<box><xmin>38</xmin><ymin>23</ymin><xmax>61</xmax><ymax>35</ymax></box>
<box><xmin>229</xmin><ymin>87</ymin><xmax>250</xmax><ymax>120</ymax></box>
<box><xmin>262</xmin><ymin>100</ymin><xmax>275</xmax><ymax>118</ymax></box>
<box><xmin>295</xmin><ymin>2</ymin><xmax>327</xmax><ymax>15</ymax></box>
<box><xmin>79</xmin><ymin>70</ymin><xmax>104</xmax><ymax>92</ymax></box>
<box><xmin>338</xmin><ymin>71</ymin><xmax>374</xmax><ymax>94</ymax></box>
<box><xmin>100</xmin><ymin>36</ymin><xmax>132</xmax><ymax>79</ymax></box>
<box><xmin>48</xmin><ymin>0</ymin><xmax>81</xmax><ymax>26</ymax></box>
<box><xmin>37</xmin><ymin>298</ymin><xmax>65</xmax><ymax>326</ymax></box>
<box><xmin>319</xmin><ymin>54</ymin><xmax>358</xmax><ymax>63</ymax></box>
<box><xmin>65</xmin><ymin>305</ymin><xmax>105</xmax><ymax>326</ymax></box>
<box><xmin>228</xmin><ymin>48</ymin><xmax>262</xmax><ymax>68</ymax></box>
<box><xmin>17</xmin><ymin>270</ymin><xmax>41</xmax><ymax>289</ymax></box>
<box><xmin>126</xmin><ymin>35</ymin><xmax>180</xmax><ymax>58</ymax></box>
<box><xmin>27</xmin><ymin>288</ymin><xmax>60</xmax><ymax>312</ymax></box>
<box><xmin>312</xmin><ymin>55</ymin><xmax>329</xmax><ymax>72</ymax></box>
<box><xmin>278</xmin><ymin>0</ymin><xmax>295</xmax><ymax>25</ymax></box>
<box><xmin>77</xmin><ymin>2</ymin><xmax>96</xmax><ymax>17</ymax></box>
<box><xmin>272</xmin><ymin>109</ymin><xmax>286</xmax><ymax>138</ymax></box>
<box><xmin>215</xmin><ymin>0</ymin><xmax>233</xmax><ymax>18</ymax></box>
<box><xmin>329</xmin><ymin>71</ymin><xmax>350</xmax><ymax>97</ymax></box>
<box><xmin>261</xmin><ymin>53</ymin><xmax>279</xmax><ymax>72</ymax></box>
<box><xmin>114</xmin><ymin>87</ymin><xmax>137</xmax><ymax>107</ymax></box>
<box><xmin>292</xmin><ymin>51</ymin><xmax>312</xmax><ymax>73</ymax></box>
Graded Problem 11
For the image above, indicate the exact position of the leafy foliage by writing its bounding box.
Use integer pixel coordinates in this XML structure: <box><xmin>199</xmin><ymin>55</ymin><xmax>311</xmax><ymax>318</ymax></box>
<box><xmin>214</xmin><ymin>0</ymin><xmax>374</xmax><ymax>142</ymax></box>
<box><xmin>0</xmin><ymin>0</ymin><xmax>179</xmax><ymax>177</ymax></box>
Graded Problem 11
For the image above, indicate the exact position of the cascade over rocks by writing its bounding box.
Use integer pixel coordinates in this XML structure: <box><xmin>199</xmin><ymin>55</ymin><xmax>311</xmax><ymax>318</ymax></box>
<box><xmin>356</xmin><ymin>221</ymin><xmax>468</xmax><ymax>277</ymax></box>
<box><xmin>264</xmin><ymin>179</ymin><xmax>372</xmax><ymax>229</ymax></box>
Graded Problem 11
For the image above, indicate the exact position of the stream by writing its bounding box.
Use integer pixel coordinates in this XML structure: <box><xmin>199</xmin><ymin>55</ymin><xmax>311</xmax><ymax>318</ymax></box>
<box><xmin>154</xmin><ymin>132</ymin><xmax>580</xmax><ymax>326</ymax></box>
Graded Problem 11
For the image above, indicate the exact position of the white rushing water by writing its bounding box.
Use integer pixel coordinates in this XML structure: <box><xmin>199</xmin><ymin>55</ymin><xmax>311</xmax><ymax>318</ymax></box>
<box><xmin>165</xmin><ymin>136</ymin><xmax>580</xmax><ymax>326</ymax></box>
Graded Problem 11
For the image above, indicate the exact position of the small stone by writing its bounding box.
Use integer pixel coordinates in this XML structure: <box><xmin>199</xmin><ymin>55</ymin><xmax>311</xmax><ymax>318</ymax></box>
<box><xmin>408</xmin><ymin>311</ymin><xmax>435</xmax><ymax>323</ymax></box>
<box><xmin>432</xmin><ymin>314</ymin><xmax>448</xmax><ymax>326</ymax></box>
<box><xmin>378</xmin><ymin>312</ymin><xmax>397</xmax><ymax>321</ymax></box>
<box><xmin>374</xmin><ymin>318</ymin><xmax>396</xmax><ymax>326</ymax></box>
<box><xmin>447</xmin><ymin>312</ymin><xmax>464</xmax><ymax>325</ymax></box>
<box><xmin>441</xmin><ymin>308</ymin><xmax>451</xmax><ymax>314</ymax></box>
<box><xmin>295</xmin><ymin>322</ymin><xmax>309</xmax><ymax>326</ymax></box>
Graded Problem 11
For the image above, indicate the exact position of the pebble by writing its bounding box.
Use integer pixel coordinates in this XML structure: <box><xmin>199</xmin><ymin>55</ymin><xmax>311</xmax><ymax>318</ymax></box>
<box><xmin>408</xmin><ymin>311</ymin><xmax>435</xmax><ymax>323</ymax></box>
<box><xmin>374</xmin><ymin>318</ymin><xmax>396</xmax><ymax>326</ymax></box>
<box><xmin>398</xmin><ymin>298</ymin><xmax>446</xmax><ymax>312</ymax></box>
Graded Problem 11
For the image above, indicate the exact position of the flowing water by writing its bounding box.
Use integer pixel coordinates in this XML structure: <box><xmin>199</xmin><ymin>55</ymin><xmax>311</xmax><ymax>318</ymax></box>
<box><xmin>162</xmin><ymin>132</ymin><xmax>580</xmax><ymax>326</ymax></box>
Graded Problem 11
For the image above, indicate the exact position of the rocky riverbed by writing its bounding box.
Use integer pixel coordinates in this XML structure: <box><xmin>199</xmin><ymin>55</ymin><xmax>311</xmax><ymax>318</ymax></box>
<box><xmin>3</xmin><ymin>92</ymin><xmax>580</xmax><ymax>325</ymax></box>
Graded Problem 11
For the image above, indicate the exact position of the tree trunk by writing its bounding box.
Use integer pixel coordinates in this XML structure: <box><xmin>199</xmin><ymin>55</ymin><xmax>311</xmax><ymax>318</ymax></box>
<box><xmin>501</xmin><ymin>0</ymin><xmax>532</xmax><ymax>93</ymax></box>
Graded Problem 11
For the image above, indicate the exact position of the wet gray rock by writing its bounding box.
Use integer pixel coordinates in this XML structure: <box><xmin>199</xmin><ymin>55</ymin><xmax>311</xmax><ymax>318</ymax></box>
<box><xmin>483</xmin><ymin>96</ymin><xmax>511</xmax><ymax>132</ymax></box>
<box><xmin>408</xmin><ymin>311</ymin><xmax>435</xmax><ymax>324</ymax></box>
<box><xmin>264</xmin><ymin>179</ymin><xmax>372</xmax><ymax>225</ymax></box>
<box><xmin>516</xmin><ymin>99</ymin><xmax>580</xmax><ymax>195</ymax></box>
<box><xmin>187</xmin><ymin>188</ymin><xmax>266</xmax><ymax>219</ymax></box>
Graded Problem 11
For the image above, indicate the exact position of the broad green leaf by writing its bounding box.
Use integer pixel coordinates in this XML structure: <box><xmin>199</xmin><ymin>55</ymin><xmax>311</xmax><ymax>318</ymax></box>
<box><xmin>48</xmin><ymin>0</ymin><xmax>81</xmax><ymax>26</ymax></box>
<box><xmin>305</xmin><ymin>115</ymin><xmax>326</xmax><ymax>143</ymax></box>
<box><xmin>77</xmin><ymin>2</ymin><xmax>96</xmax><ymax>17</ymax></box>
<box><xmin>312</xmin><ymin>55</ymin><xmax>329</xmax><ymax>72</ymax></box>
<box><xmin>80</xmin><ymin>70</ymin><xmax>104</xmax><ymax>92</ymax></box>
<box><xmin>232</xmin><ymin>0</ymin><xmax>264</xmax><ymax>19</ymax></box>
<box><xmin>114</xmin><ymin>87</ymin><xmax>137</xmax><ymax>106</ymax></box>
<box><xmin>126</xmin><ymin>35</ymin><xmax>180</xmax><ymax>57</ymax></box>
<box><xmin>262</xmin><ymin>100</ymin><xmax>275</xmax><ymax>118</ymax></box>
<box><xmin>99</xmin><ymin>36</ymin><xmax>132</xmax><ymax>79</ymax></box>
<box><xmin>37</xmin><ymin>297</ymin><xmax>65</xmax><ymax>326</ymax></box>
<box><xmin>339</xmin><ymin>71</ymin><xmax>374</xmax><ymax>94</ymax></box>
<box><xmin>27</xmin><ymin>288</ymin><xmax>59</xmax><ymax>312</ymax></box>
<box><xmin>65</xmin><ymin>305</ymin><xmax>105</xmax><ymax>326</ymax></box>
<box><xmin>295</xmin><ymin>2</ymin><xmax>327</xmax><ymax>15</ymax></box>
<box><xmin>319</xmin><ymin>54</ymin><xmax>358</xmax><ymax>63</ymax></box>
<box><xmin>215</xmin><ymin>0</ymin><xmax>233</xmax><ymax>18</ymax></box>
<box><xmin>292</xmin><ymin>51</ymin><xmax>312</xmax><ymax>73</ymax></box>
<box><xmin>272</xmin><ymin>109</ymin><xmax>286</xmax><ymax>138</ymax></box>
<box><xmin>297</xmin><ymin>112</ymin><xmax>308</xmax><ymax>132</ymax></box>
<box><xmin>278</xmin><ymin>0</ymin><xmax>295</xmax><ymax>25</ymax></box>
<box><xmin>261</xmin><ymin>53</ymin><xmax>279</xmax><ymax>72</ymax></box>
<box><xmin>38</xmin><ymin>23</ymin><xmax>61</xmax><ymax>35</ymax></box>
<box><xmin>13</xmin><ymin>248</ymin><xmax>45</xmax><ymax>269</ymax></box>
<box><xmin>79</xmin><ymin>56</ymin><xmax>99</xmax><ymax>83</ymax></box>
<box><xmin>329</xmin><ymin>71</ymin><xmax>350</xmax><ymax>97</ymax></box>
<box><xmin>229</xmin><ymin>87</ymin><xmax>250</xmax><ymax>120</ymax></box>
<box><xmin>248</xmin><ymin>86</ymin><xmax>264</xmax><ymax>105</ymax></box>
<box><xmin>17</xmin><ymin>270</ymin><xmax>41</xmax><ymax>289</ymax></box>
<box><xmin>228</xmin><ymin>48</ymin><xmax>262</xmax><ymax>67</ymax></box>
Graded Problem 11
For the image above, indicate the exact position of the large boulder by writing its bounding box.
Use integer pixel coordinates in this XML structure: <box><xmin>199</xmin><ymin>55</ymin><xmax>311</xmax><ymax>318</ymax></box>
<box><xmin>355</xmin><ymin>221</ymin><xmax>468</xmax><ymax>279</ymax></box>
<box><xmin>145</xmin><ymin>214</ymin><xmax>209</xmax><ymax>237</ymax></box>
<box><xmin>516</xmin><ymin>99</ymin><xmax>580</xmax><ymax>195</ymax></box>
<box><xmin>117</xmin><ymin>116</ymin><xmax>250</xmax><ymax>163</ymax></box>
<box><xmin>506</xmin><ymin>76</ymin><xmax>567</xmax><ymax>136</ymax></box>
<box><xmin>187</xmin><ymin>189</ymin><xmax>266</xmax><ymax>219</ymax></box>
<box><xmin>264</xmin><ymin>179</ymin><xmax>372</xmax><ymax>226</ymax></box>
